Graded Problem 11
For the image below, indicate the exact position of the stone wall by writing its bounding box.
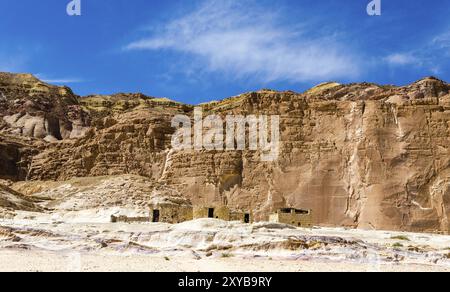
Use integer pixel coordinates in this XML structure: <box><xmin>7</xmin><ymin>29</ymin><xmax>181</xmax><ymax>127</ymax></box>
<box><xmin>110</xmin><ymin>215</ymin><xmax>150</xmax><ymax>223</ymax></box>
<box><xmin>150</xmin><ymin>204</ymin><xmax>193</xmax><ymax>223</ymax></box>
<box><xmin>269</xmin><ymin>209</ymin><xmax>313</xmax><ymax>227</ymax></box>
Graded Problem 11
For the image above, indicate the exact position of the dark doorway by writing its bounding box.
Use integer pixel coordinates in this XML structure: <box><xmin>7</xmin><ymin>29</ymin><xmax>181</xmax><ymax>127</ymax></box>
<box><xmin>152</xmin><ymin>210</ymin><xmax>160</xmax><ymax>222</ymax></box>
<box><xmin>208</xmin><ymin>208</ymin><xmax>215</xmax><ymax>218</ymax></box>
<box><xmin>244</xmin><ymin>213</ymin><xmax>250</xmax><ymax>223</ymax></box>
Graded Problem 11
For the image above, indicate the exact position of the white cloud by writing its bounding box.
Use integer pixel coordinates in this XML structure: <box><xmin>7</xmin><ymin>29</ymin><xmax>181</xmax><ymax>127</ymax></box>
<box><xmin>35</xmin><ymin>74</ymin><xmax>83</xmax><ymax>84</ymax></box>
<box><xmin>125</xmin><ymin>0</ymin><xmax>360</xmax><ymax>83</ymax></box>
<box><xmin>41</xmin><ymin>78</ymin><xmax>83</xmax><ymax>84</ymax></box>
<box><xmin>384</xmin><ymin>30</ymin><xmax>450</xmax><ymax>74</ymax></box>
<box><xmin>433</xmin><ymin>32</ymin><xmax>450</xmax><ymax>51</ymax></box>
<box><xmin>384</xmin><ymin>53</ymin><xmax>420</xmax><ymax>66</ymax></box>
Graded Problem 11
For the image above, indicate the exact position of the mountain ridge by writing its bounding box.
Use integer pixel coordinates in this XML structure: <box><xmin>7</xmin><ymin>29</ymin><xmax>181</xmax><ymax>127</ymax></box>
<box><xmin>2</xmin><ymin>72</ymin><xmax>448</xmax><ymax>105</ymax></box>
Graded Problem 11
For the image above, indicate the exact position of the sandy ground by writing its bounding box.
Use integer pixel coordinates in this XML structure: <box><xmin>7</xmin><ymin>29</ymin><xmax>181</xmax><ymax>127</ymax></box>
<box><xmin>0</xmin><ymin>213</ymin><xmax>449</xmax><ymax>272</ymax></box>
<box><xmin>0</xmin><ymin>250</ymin><xmax>448</xmax><ymax>272</ymax></box>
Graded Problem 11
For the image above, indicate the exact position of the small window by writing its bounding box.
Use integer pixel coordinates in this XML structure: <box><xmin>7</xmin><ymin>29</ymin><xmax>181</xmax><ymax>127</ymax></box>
<box><xmin>208</xmin><ymin>208</ymin><xmax>215</xmax><ymax>218</ymax></box>
<box><xmin>295</xmin><ymin>209</ymin><xmax>309</xmax><ymax>215</ymax></box>
<box><xmin>280</xmin><ymin>208</ymin><xmax>292</xmax><ymax>214</ymax></box>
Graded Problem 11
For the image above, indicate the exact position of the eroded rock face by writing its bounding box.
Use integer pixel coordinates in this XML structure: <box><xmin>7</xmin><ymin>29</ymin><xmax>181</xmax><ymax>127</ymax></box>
<box><xmin>0</xmin><ymin>134</ymin><xmax>38</xmax><ymax>181</ymax></box>
<box><xmin>1</xmin><ymin>72</ymin><xmax>450</xmax><ymax>234</ymax></box>
<box><xmin>26</xmin><ymin>103</ymin><xmax>188</xmax><ymax>181</ymax></box>
<box><xmin>0</xmin><ymin>72</ymin><xmax>90</xmax><ymax>140</ymax></box>
<box><xmin>159</xmin><ymin>78</ymin><xmax>450</xmax><ymax>234</ymax></box>
<box><xmin>0</xmin><ymin>183</ymin><xmax>41</xmax><ymax>218</ymax></box>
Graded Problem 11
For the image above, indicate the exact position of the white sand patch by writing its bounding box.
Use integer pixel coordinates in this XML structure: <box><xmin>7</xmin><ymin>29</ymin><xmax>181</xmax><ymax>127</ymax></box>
<box><xmin>0</xmin><ymin>215</ymin><xmax>449</xmax><ymax>271</ymax></box>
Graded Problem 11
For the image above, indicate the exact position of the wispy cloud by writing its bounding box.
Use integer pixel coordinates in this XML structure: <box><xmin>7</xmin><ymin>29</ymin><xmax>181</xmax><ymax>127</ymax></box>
<box><xmin>383</xmin><ymin>29</ymin><xmax>450</xmax><ymax>75</ymax></box>
<box><xmin>35</xmin><ymin>74</ymin><xmax>83</xmax><ymax>84</ymax></box>
<box><xmin>41</xmin><ymin>78</ymin><xmax>83</xmax><ymax>84</ymax></box>
<box><xmin>384</xmin><ymin>53</ymin><xmax>420</xmax><ymax>66</ymax></box>
<box><xmin>124</xmin><ymin>0</ymin><xmax>360</xmax><ymax>83</ymax></box>
<box><xmin>433</xmin><ymin>32</ymin><xmax>450</xmax><ymax>53</ymax></box>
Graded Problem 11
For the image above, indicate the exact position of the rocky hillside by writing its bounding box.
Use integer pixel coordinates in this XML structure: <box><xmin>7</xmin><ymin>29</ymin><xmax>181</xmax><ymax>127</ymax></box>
<box><xmin>0</xmin><ymin>183</ymin><xmax>42</xmax><ymax>218</ymax></box>
<box><xmin>0</xmin><ymin>72</ymin><xmax>90</xmax><ymax>141</ymax></box>
<box><xmin>1</xmin><ymin>72</ymin><xmax>449</xmax><ymax>234</ymax></box>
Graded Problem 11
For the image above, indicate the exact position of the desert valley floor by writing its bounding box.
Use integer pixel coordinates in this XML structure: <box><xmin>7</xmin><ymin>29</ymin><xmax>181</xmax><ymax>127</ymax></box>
<box><xmin>0</xmin><ymin>215</ymin><xmax>449</xmax><ymax>272</ymax></box>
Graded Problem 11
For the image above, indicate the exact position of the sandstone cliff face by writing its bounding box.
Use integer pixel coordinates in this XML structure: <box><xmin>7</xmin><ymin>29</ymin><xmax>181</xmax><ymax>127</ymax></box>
<box><xmin>0</xmin><ymin>134</ymin><xmax>38</xmax><ymax>181</ymax></box>
<box><xmin>26</xmin><ymin>94</ymin><xmax>189</xmax><ymax>180</ymax></box>
<box><xmin>1</xmin><ymin>72</ymin><xmax>449</xmax><ymax>234</ymax></box>
<box><xmin>159</xmin><ymin>78</ymin><xmax>450</xmax><ymax>234</ymax></box>
<box><xmin>0</xmin><ymin>73</ymin><xmax>90</xmax><ymax>141</ymax></box>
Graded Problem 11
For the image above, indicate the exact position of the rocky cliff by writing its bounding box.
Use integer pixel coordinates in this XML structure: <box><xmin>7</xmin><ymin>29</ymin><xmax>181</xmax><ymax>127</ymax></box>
<box><xmin>0</xmin><ymin>72</ymin><xmax>90</xmax><ymax>141</ymax></box>
<box><xmin>1</xmin><ymin>72</ymin><xmax>449</xmax><ymax>234</ymax></box>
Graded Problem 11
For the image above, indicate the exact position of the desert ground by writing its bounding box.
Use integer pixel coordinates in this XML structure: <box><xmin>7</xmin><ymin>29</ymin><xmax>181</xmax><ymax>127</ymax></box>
<box><xmin>0</xmin><ymin>213</ymin><xmax>449</xmax><ymax>272</ymax></box>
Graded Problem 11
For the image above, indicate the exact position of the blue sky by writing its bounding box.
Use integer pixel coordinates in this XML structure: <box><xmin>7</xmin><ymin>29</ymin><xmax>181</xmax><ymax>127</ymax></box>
<box><xmin>0</xmin><ymin>0</ymin><xmax>450</xmax><ymax>104</ymax></box>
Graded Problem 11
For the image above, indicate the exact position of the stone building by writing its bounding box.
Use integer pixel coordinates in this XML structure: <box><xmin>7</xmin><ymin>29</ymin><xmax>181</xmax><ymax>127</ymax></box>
<box><xmin>269</xmin><ymin>208</ymin><xmax>313</xmax><ymax>227</ymax></box>
<box><xmin>194</xmin><ymin>206</ymin><xmax>252</xmax><ymax>223</ymax></box>
<box><xmin>229</xmin><ymin>209</ymin><xmax>252</xmax><ymax>223</ymax></box>
<box><xmin>149</xmin><ymin>188</ymin><xmax>193</xmax><ymax>223</ymax></box>
<box><xmin>110</xmin><ymin>215</ymin><xmax>150</xmax><ymax>223</ymax></box>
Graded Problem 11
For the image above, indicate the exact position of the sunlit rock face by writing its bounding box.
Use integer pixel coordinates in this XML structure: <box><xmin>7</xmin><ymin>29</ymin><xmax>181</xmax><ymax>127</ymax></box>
<box><xmin>1</xmin><ymin>72</ymin><xmax>449</xmax><ymax>234</ymax></box>
<box><xmin>0</xmin><ymin>72</ymin><xmax>90</xmax><ymax>140</ymax></box>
